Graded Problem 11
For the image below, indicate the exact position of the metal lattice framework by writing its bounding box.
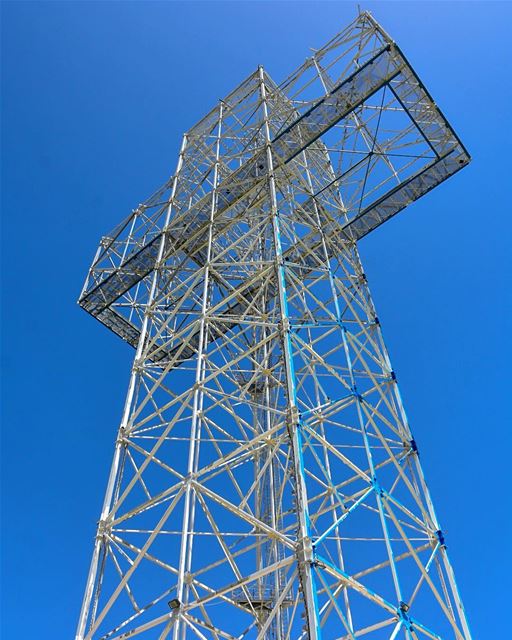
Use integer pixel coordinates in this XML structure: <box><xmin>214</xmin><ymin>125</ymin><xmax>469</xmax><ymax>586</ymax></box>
<box><xmin>76</xmin><ymin>12</ymin><xmax>471</xmax><ymax>640</ymax></box>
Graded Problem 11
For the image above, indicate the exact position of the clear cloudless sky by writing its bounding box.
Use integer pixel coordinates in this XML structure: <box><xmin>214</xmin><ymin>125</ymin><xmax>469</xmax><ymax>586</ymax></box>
<box><xmin>1</xmin><ymin>1</ymin><xmax>511</xmax><ymax>637</ymax></box>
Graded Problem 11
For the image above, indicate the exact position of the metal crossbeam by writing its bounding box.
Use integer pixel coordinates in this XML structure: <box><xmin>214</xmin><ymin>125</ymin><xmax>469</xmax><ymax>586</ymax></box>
<box><xmin>79</xmin><ymin>40</ymin><xmax>468</xmax><ymax>343</ymax></box>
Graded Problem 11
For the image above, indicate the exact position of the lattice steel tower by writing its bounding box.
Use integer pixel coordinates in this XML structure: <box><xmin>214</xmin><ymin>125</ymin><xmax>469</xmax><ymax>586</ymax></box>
<box><xmin>76</xmin><ymin>12</ymin><xmax>472</xmax><ymax>640</ymax></box>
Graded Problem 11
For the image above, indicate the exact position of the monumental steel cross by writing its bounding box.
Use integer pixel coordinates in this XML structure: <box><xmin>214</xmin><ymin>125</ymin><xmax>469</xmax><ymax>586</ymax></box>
<box><xmin>76</xmin><ymin>11</ymin><xmax>472</xmax><ymax>640</ymax></box>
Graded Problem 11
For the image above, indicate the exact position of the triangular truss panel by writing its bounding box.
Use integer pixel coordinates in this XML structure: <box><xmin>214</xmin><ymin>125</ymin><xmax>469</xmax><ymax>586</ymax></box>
<box><xmin>76</xmin><ymin>11</ymin><xmax>471</xmax><ymax>640</ymax></box>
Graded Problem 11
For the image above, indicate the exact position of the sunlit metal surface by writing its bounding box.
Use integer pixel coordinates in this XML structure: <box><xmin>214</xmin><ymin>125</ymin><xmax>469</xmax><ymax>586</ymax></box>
<box><xmin>76</xmin><ymin>12</ymin><xmax>471</xmax><ymax>640</ymax></box>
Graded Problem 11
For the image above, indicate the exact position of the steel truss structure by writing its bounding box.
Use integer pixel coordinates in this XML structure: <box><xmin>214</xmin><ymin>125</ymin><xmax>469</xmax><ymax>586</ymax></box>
<box><xmin>76</xmin><ymin>12</ymin><xmax>471</xmax><ymax>640</ymax></box>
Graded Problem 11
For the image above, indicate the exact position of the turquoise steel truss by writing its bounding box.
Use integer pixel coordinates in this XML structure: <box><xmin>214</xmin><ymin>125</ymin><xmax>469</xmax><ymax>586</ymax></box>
<box><xmin>76</xmin><ymin>12</ymin><xmax>472</xmax><ymax>640</ymax></box>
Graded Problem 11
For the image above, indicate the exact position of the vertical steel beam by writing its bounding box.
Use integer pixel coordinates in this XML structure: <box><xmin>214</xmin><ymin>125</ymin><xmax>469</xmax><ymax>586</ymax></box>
<box><xmin>172</xmin><ymin>103</ymin><xmax>224</xmax><ymax>640</ymax></box>
<box><xmin>258</xmin><ymin>66</ymin><xmax>321</xmax><ymax>640</ymax></box>
<box><xmin>75</xmin><ymin>135</ymin><xmax>188</xmax><ymax>640</ymax></box>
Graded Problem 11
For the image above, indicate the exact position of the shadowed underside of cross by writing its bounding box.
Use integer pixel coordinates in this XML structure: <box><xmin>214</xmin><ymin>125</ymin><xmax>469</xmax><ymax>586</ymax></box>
<box><xmin>76</xmin><ymin>11</ymin><xmax>471</xmax><ymax>640</ymax></box>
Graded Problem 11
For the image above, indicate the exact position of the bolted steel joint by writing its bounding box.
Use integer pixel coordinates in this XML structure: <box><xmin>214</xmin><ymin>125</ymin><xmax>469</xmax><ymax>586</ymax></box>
<box><xmin>286</xmin><ymin>405</ymin><xmax>300</xmax><ymax>428</ymax></box>
<box><xmin>297</xmin><ymin>536</ymin><xmax>315</xmax><ymax>566</ymax></box>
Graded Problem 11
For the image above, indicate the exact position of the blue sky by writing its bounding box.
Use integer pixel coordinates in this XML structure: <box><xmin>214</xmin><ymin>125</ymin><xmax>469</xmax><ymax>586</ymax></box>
<box><xmin>1</xmin><ymin>1</ymin><xmax>511</xmax><ymax>637</ymax></box>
